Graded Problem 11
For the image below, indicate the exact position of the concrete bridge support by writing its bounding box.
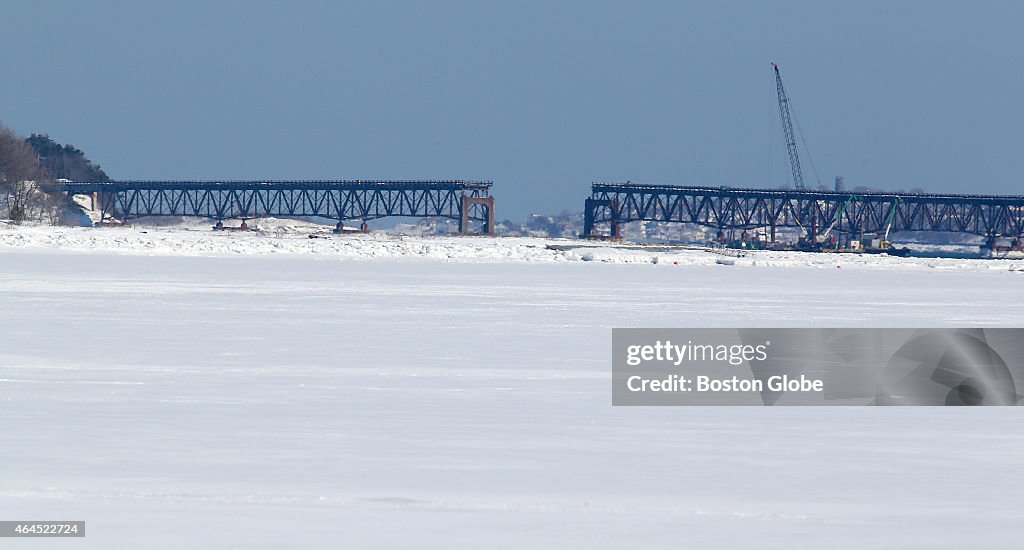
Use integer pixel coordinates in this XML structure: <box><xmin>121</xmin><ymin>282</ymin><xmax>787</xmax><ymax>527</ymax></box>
<box><xmin>460</xmin><ymin>195</ymin><xmax>495</xmax><ymax>235</ymax></box>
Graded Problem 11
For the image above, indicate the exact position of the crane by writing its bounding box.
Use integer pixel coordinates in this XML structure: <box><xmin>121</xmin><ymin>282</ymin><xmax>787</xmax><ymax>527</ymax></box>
<box><xmin>772</xmin><ymin>62</ymin><xmax>805</xmax><ymax>190</ymax></box>
<box><xmin>821</xmin><ymin>194</ymin><xmax>856</xmax><ymax>242</ymax></box>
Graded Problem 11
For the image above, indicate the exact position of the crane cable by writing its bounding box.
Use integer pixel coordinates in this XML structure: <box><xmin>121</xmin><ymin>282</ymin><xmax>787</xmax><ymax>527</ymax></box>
<box><xmin>789</xmin><ymin>100</ymin><xmax>823</xmax><ymax>189</ymax></box>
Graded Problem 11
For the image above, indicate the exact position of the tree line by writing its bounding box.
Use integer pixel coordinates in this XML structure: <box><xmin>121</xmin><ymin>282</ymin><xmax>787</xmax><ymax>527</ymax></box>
<box><xmin>0</xmin><ymin>122</ymin><xmax>109</xmax><ymax>224</ymax></box>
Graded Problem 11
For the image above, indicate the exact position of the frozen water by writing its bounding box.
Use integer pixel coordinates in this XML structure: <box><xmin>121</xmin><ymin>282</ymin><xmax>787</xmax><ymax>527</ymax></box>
<box><xmin>1</xmin><ymin>228</ymin><xmax>1023</xmax><ymax>548</ymax></box>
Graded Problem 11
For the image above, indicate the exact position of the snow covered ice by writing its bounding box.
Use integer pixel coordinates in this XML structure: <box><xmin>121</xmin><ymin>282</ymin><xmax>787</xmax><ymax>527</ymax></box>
<box><xmin>1</xmin><ymin>226</ymin><xmax>1024</xmax><ymax>548</ymax></box>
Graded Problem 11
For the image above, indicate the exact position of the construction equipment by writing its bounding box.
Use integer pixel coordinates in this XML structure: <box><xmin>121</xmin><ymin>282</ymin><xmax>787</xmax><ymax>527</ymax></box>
<box><xmin>881</xmin><ymin>198</ymin><xmax>899</xmax><ymax>248</ymax></box>
<box><xmin>772</xmin><ymin>63</ymin><xmax>805</xmax><ymax>190</ymax></box>
<box><xmin>821</xmin><ymin>195</ymin><xmax>856</xmax><ymax>242</ymax></box>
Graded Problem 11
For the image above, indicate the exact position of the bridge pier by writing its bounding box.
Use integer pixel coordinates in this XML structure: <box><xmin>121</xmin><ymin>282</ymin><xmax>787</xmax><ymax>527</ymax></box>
<box><xmin>583</xmin><ymin>197</ymin><xmax>622</xmax><ymax>239</ymax></box>
<box><xmin>460</xmin><ymin>195</ymin><xmax>495</xmax><ymax>235</ymax></box>
<box><xmin>583</xmin><ymin>198</ymin><xmax>601</xmax><ymax>237</ymax></box>
<box><xmin>332</xmin><ymin>221</ymin><xmax>370</xmax><ymax>233</ymax></box>
<box><xmin>610</xmin><ymin>220</ymin><xmax>622</xmax><ymax>239</ymax></box>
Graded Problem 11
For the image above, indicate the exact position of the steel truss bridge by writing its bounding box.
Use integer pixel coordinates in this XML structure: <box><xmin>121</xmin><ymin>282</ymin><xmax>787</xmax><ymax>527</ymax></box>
<box><xmin>58</xmin><ymin>180</ymin><xmax>496</xmax><ymax>234</ymax></box>
<box><xmin>584</xmin><ymin>183</ymin><xmax>1024</xmax><ymax>240</ymax></box>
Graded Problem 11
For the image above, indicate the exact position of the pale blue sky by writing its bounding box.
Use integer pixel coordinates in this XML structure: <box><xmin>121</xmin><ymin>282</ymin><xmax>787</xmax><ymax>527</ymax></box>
<box><xmin>2</xmin><ymin>1</ymin><xmax>1021</xmax><ymax>217</ymax></box>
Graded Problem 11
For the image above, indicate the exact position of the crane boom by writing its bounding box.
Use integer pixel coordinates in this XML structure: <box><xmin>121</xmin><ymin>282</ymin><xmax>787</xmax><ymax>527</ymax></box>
<box><xmin>772</xmin><ymin>62</ymin><xmax>805</xmax><ymax>190</ymax></box>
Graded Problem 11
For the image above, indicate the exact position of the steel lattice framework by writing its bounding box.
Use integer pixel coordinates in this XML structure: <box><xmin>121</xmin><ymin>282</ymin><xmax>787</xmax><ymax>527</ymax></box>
<box><xmin>584</xmin><ymin>183</ymin><xmax>1024</xmax><ymax>239</ymax></box>
<box><xmin>59</xmin><ymin>180</ymin><xmax>495</xmax><ymax>233</ymax></box>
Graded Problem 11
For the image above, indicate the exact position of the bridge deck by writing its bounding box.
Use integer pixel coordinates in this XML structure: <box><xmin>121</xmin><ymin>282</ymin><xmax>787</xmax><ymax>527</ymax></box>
<box><xmin>592</xmin><ymin>183</ymin><xmax>1024</xmax><ymax>203</ymax></box>
<box><xmin>61</xmin><ymin>180</ymin><xmax>492</xmax><ymax>192</ymax></box>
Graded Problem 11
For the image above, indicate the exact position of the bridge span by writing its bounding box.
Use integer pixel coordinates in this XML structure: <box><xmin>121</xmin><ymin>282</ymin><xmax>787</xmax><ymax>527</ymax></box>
<box><xmin>584</xmin><ymin>183</ymin><xmax>1024</xmax><ymax>241</ymax></box>
<box><xmin>60</xmin><ymin>180</ymin><xmax>495</xmax><ymax>234</ymax></box>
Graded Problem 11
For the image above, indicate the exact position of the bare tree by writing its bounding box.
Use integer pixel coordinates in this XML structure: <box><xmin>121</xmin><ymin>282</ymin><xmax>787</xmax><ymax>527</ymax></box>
<box><xmin>0</xmin><ymin>122</ymin><xmax>43</xmax><ymax>223</ymax></box>
<box><xmin>39</xmin><ymin>180</ymin><xmax>68</xmax><ymax>225</ymax></box>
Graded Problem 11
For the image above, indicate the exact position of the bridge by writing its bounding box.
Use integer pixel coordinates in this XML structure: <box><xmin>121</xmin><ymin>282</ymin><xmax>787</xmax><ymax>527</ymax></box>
<box><xmin>584</xmin><ymin>183</ymin><xmax>1024</xmax><ymax>241</ymax></box>
<box><xmin>59</xmin><ymin>180</ymin><xmax>495</xmax><ymax>234</ymax></box>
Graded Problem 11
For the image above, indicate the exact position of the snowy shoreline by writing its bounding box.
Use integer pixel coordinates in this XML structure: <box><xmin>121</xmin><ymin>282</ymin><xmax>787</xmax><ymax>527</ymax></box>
<box><xmin>1</xmin><ymin>223</ymin><xmax>1022</xmax><ymax>273</ymax></box>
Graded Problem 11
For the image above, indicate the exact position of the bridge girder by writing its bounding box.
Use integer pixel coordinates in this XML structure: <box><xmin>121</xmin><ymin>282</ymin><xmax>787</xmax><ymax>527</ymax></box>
<box><xmin>584</xmin><ymin>184</ymin><xmax>1024</xmax><ymax>239</ymax></box>
<box><xmin>57</xmin><ymin>180</ymin><xmax>495</xmax><ymax>234</ymax></box>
